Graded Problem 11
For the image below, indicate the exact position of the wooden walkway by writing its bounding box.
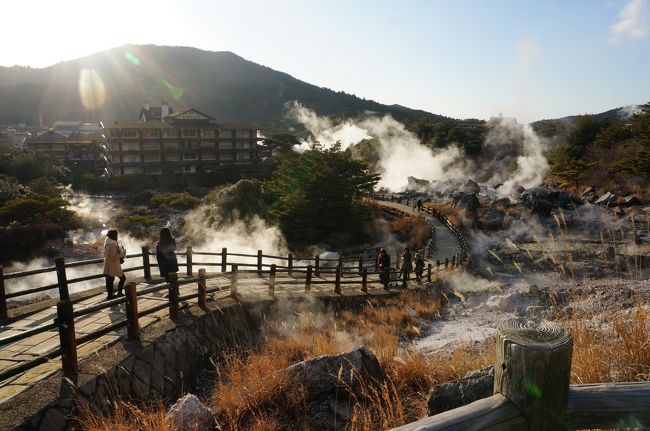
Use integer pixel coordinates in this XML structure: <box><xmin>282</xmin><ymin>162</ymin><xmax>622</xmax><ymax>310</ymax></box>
<box><xmin>0</xmin><ymin>200</ymin><xmax>466</xmax><ymax>404</ymax></box>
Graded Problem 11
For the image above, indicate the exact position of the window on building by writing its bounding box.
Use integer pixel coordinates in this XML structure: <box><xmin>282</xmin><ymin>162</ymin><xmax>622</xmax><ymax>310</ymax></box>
<box><xmin>201</xmin><ymin>141</ymin><xmax>214</xmax><ymax>148</ymax></box>
<box><xmin>220</xmin><ymin>152</ymin><xmax>233</xmax><ymax>160</ymax></box>
<box><xmin>166</xmin><ymin>154</ymin><xmax>180</xmax><ymax>161</ymax></box>
<box><xmin>220</xmin><ymin>142</ymin><xmax>232</xmax><ymax>149</ymax></box>
<box><xmin>142</xmin><ymin>129</ymin><xmax>160</xmax><ymax>137</ymax></box>
<box><xmin>142</xmin><ymin>142</ymin><xmax>160</xmax><ymax>150</ymax></box>
<box><xmin>143</xmin><ymin>154</ymin><xmax>161</xmax><ymax>162</ymax></box>
<box><xmin>202</xmin><ymin>129</ymin><xmax>215</xmax><ymax>137</ymax></box>
<box><xmin>123</xmin><ymin>129</ymin><xmax>138</xmax><ymax>138</ymax></box>
<box><xmin>110</xmin><ymin>130</ymin><xmax>121</xmax><ymax>138</ymax></box>
<box><xmin>202</xmin><ymin>153</ymin><xmax>216</xmax><ymax>160</ymax></box>
<box><xmin>164</xmin><ymin>129</ymin><xmax>177</xmax><ymax>138</ymax></box>
<box><xmin>184</xmin><ymin>165</ymin><xmax>196</xmax><ymax>173</ymax></box>
<box><xmin>182</xmin><ymin>129</ymin><xmax>197</xmax><ymax>137</ymax></box>
<box><xmin>237</xmin><ymin>129</ymin><xmax>251</xmax><ymax>138</ymax></box>
<box><xmin>220</xmin><ymin>130</ymin><xmax>232</xmax><ymax>138</ymax></box>
<box><xmin>163</xmin><ymin>142</ymin><xmax>179</xmax><ymax>150</ymax></box>
<box><xmin>183</xmin><ymin>152</ymin><xmax>198</xmax><ymax>160</ymax></box>
<box><xmin>123</xmin><ymin>143</ymin><xmax>140</xmax><ymax>151</ymax></box>
<box><xmin>123</xmin><ymin>154</ymin><xmax>140</xmax><ymax>163</ymax></box>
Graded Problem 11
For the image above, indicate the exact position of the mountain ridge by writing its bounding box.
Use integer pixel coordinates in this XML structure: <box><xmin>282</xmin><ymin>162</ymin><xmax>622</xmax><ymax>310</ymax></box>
<box><xmin>0</xmin><ymin>44</ymin><xmax>449</xmax><ymax>132</ymax></box>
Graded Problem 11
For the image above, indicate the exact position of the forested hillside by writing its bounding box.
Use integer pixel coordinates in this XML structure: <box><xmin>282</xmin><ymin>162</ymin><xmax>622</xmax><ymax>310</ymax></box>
<box><xmin>0</xmin><ymin>45</ymin><xmax>447</xmax><ymax>131</ymax></box>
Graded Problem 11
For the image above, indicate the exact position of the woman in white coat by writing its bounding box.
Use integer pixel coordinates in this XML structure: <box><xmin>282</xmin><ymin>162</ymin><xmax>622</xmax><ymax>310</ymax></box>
<box><xmin>103</xmin><ymin>229</ymin><xmax>126</xmax><ymax>299</ymax></box>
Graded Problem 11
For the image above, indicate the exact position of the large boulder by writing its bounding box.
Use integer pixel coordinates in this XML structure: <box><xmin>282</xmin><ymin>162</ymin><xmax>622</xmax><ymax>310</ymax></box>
<box><xmin>427</xmin><ymin>366</ymin><xmax>494</xmax><ymax>416</ymax></box>
<box><xmin>407</xmin><ymin>176</ymin><xmax>432</xmax><ymax>192</ymax></box>
<box><xmin>452</xmin><ymin>193</ymin><xmax>480</xmax><ymax>214</ymax></box>
<box><xmin>288</xmin><ymin>347</ymin><xmax>385</xmax><ymax>430</ymax></box>
<box><xmin>595</xmin><ymin>192</ymin><xmax>617</xmax><ymax>207</ymax></box>
<box><xmin>622</xmin><ymin>195</ymin><xmax>641</xmax><ymax>207</ymax></box>
<box><xmin>520</xmin><ymin>187</ymin><xmax>580</xmax><ymax>217</ymax></box>
<box><xmin>460</xmin><ymin>179</ymin><xmax>480</xmax><ymax>195</ymax></box>
<box><xmin>478</xmin><ymin>210</ymin><xmax>504</xmax><ymax>230</ymax></box>
<box><xmin>167</xmin><ymin>394</ymin><xmax>220</xmax><ymax>431</ymax></box>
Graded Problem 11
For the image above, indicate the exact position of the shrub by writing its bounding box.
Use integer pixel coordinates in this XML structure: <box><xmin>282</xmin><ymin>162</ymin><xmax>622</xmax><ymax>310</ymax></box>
<box><xmin>149</xmin><ymin>192</ymin><xmax>200</xmax><ymax>210</ymax></box>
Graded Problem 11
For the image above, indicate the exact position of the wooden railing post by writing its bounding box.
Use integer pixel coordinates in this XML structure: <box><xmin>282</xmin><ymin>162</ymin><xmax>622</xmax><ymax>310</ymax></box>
<box><xmin>494</xmin><ymin>319</ymin><xmax>572</xmax><ymax>430</ymax></box>
<box><xmin>305</xmin><ymin>265</ymin><xmax>312</xmax><ymax>293</ymax></box>
<box><xmin>288</xmin><ymin>253</ymin><xmax>293</xmax><ymax>276</ymax></box>
<box><xmin>427</xmin><ymin>263</ymin><xmax>432</xmax><ymax>282</ymax></box>
<box><xmin>198</xmin><ymin>269</ymin><xmax>206</xmax><ymax>308</ymax></box>
<box><xmin>452</xmin><ymin>255</ymin><xmax>456</xmax><ymax>269</ymax></box>
<box><xmin>269</xmin><ymin>264</ymin><xmax>276</xmax><ymax>296</ymax></box>
<box><xmin>257</xmin><ymin>249</ymin><xmax>263</xmax><ymax>275</ymax></box>
<box><xmin>315</xmin><ymin>255</ymin><xmax>320</xmax><ymax>277</ymax></box>
<box><xmin>141</xmin><ymin>246</ymin><xmax>151</xmax><ymax>280</ymax></box>
<box><xmin>221</xmin><ymin>247</ymin><xmax>227</xmax><ymax>272</ymax></box>
<box><xmin>436</xmin><ymin>259</ymin><xmax>441</xmax><ymax>271</ymax></box>
<box><xmin>56</xmin><ymin>300</ymin><xmax>78</xmax><ymax>376</ymax></box>
<box><xmin>445</xmin><ymin>258</ymin><xmax>449</xmax><ymax>270</ymax></box>
<box><xmin>125</xmin><ymin>282</ymin><xmax>139</xmax><ymax>340</ymax></box>
<box><xmin>168</xmin><ymin>272</ymin><xmax>179</xmax><ymax>319</ymax></box>
<box><xmin>231</xmin><ymin>264</ymin><xmax>238</xmax><ymax>297</ymax></box>
<box><xmin>335</xmin><ymin>263</ymin><xmax>342</xmax><ymax>294</ymax></box>
<box><xmin>55</xmin><ymin>257</ymin><xmax>69</xmax><ymax>301</ymax></box>
<box><xmin>361</xmin><ymin>268</ymin><xmax>367</xmax><ymax>293</ymax></box>
<box><xmin>186</xmin><ymin>246</ymin><xmax>193</xmax><ymax>276</ymax></box>
<box><xmin>358</xmin><ymin>256</ymin><xmax>363</xmax><ymax>274</ymax></box>
<box><xmin>338</xmin><ymin>255</ymin><xmax>343</xmax><ymax>271</ymax></box>
<box><xmin>0</xmin><ymin>266</ymin><xmax>6</xmax><ymax>320</ymax></box>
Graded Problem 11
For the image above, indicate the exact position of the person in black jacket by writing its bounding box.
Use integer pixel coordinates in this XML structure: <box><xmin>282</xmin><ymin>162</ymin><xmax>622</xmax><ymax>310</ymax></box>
<box><xmin>156</xmin><ymin>227</ymin><xmax>179</xmax><ymax>281</ymax></box>
<box><xmin>378</xmin><ymin>248</ymin><xmax>391</xmax><ymax>290</ymax></box>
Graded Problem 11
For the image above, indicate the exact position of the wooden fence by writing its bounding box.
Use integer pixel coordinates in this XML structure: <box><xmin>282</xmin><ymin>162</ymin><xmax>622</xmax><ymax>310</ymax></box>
<box><xmin>0</xmin><ymin>198</ymin><xmax>467</xmax><ymax>384</ymax></box>
<box><xmin>391</xmin><ymin>318</ymin><xmax>650</xmax><ymax>430</ymax></box>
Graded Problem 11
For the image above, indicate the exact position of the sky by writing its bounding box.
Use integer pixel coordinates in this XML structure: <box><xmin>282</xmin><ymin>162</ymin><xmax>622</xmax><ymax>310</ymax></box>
<box><xmin>1</xmin><ymin>0</ymin><xmax>649</xmax><ymax>123</ymax></box>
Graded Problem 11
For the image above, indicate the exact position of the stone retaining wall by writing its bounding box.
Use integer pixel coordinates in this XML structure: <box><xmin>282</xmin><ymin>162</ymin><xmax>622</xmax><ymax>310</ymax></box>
<box><xmin>8</xmin><ymin>294</ymin><xmax>384</xmax><ymax>430</ymax></box>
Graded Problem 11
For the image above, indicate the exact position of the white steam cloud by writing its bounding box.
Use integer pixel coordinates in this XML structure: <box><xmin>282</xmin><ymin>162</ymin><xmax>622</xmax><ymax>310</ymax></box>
<box><xmin>288</xmin><ymin>102</ymin><xmax>548</xmax><ymax>196</ymax></box>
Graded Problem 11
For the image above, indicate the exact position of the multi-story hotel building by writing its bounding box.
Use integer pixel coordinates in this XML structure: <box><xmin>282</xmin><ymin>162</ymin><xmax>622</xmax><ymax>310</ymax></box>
<box><xmin>107</xmin><ymin>107</ymin><xmax>261</xmax><ymax>176</ymax></box>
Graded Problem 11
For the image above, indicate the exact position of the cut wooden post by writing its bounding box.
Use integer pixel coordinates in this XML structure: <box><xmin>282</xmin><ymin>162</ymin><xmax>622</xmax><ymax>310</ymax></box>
<box><xmin>125</xmin><ymin>282</ymin><xmax>139</xmax><ymax>340</ymax></box>
<box><xmin>221</xmin><ymin>247</ymin><xmax>227</xmax><ymax>272</ymax></box>
<box><xmin>335</xmin><ymin>263</ymin><xmax>342</xmax><ymax>294</ymax></box>
<box><xmin>257</xmin><ymin>249</ymin><xmax>263</xmax><ymax>275</ymax></box>
<box><xmin>269</xmin><ymin>264</ymin><xmax>276</xmax><ymax>296</ymax></box>
<box><xmin>361</xmin><ymin>268</ymin><xmax>367</xmax><ymax>293</ymax></box>
<box><xmin>198</xmin><ymin>268</ymin><xmax>206</xmax><ymax>307</ymax></box>
<box><xmin>315</xmin><ymin>255</ymin><xmax>320</xmax><ymax>276</ymax></box>
<box><xmin>452</xmin><ymin>255</ymin><xmax>456</xmax><ymax>268</ymax></box>
<box><xmin>168</xmin><ymin>272</ymin><xmax>179</xmax><ymax>319</ymax></box>
<box><xmin>55</xmin><ymin>257</ymin><xmax>69</xmax><ymax>301</ymax></box>
<box><xmin>186</xmin><ymin>245</ymin><xmax>193</xmax><ymax>276</ymax></box>
<box><xmin>231</xmin><ymin>264</ymin><xmax>238</xmax><ymax>297</ymax></box>
<box><xmin>0</xmin><ymin>266</ymin><xmax>6</xmax><ymax>320</ymax></box>
<box><xmin>444</xmin><ymin>258</ymin><xmax>449</xmax><ymax>270</ymax></box>
<box><xmin>338</xmin><ymin>255</ymin><xmax>343</xmax><ymax>272</ymax></box>
<box><xmin>427</xmin><ymin>263</ymin><xmax>432</xmax><ymax>282</ymax></box>
<box><xmin>141</xmin><ymin>246</ymin><xmax>151</xmax><ymax>280</ymax></box>
<box><xmin>494</xmin><ymin>318</ymin><xmax>573</xmax><ymax>431</ymax></box>
<box><xmin>56</xmin><ymin>300</ymin><xmax>78</xmax><ymax>376</ymax></box>
<box><xmin>288</xmin><ymin>253</ymin><xmax>293</xmax><ymax>276</ymax></box>
<box><xmin>305</xmin><ymin>265</ymin><xmax>312</xmax><ymax>293</ymax></box>
<box><xmin>436</xmin><ymin>259</ymin><xmax>441</xmax><ymax>271</ymax></box>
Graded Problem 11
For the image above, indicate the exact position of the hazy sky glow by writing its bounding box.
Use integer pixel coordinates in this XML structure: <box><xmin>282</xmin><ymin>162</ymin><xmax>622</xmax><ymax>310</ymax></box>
<box><xmin>1</xmin><ymin>0</ymin><xmax>649</xmax><ymax>122</ymax></box>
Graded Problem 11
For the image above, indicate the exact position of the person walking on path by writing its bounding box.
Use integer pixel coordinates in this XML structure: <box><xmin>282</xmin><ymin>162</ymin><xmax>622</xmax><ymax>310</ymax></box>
<box><xmin>400</xmin><ymin>247</ymin><xmax>413</xmax><ymax>287</ymax></box>
<box><xmin>414</xmin><ymin>252</ymin><xmax>425</xmax><ymax>283</ymax></box>
<box><xmin>103</xmin><ymin>229</ymin><xmax>126</xmax><ymax>300</ymax></box>
<box><xmin>378</xmin><ymin>248</ymin><xmax>391</xmax><ymax>290</ymax></box>
<box><xmin>156</xmin><ymin>227</ymin><xmax>179</xmax><ymax>281</ymax></box>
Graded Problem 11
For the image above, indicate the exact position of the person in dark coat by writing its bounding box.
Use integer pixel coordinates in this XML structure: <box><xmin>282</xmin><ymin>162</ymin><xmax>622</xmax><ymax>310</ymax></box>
<box><xmin>400</xmin><ymin>247</ymin><xmax>413</xmax><ymax>286</ymax></box>
<box><xmin>414</xmin><ymin>252</ymin><xmax>425</xmax><ymax>283</ymax></box>
<box><xmin>378</xmin><ymin>248</ymin><xmax>391</xmax><ymax>289</ymax></box>
<box><xmin>156</xmin><ymin>227</ymin><xmax>179</xmax><ymax>281</ymax></box>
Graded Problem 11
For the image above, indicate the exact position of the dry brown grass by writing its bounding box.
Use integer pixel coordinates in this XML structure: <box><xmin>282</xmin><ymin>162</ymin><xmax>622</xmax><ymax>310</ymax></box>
<box><xmin>570</xmin><ymin>305</ymin><xmax>650</xmax><ymax>384</ymax></box>
<box><xmin>423</xmin><ymin>202</ymin><xmax>465</xmax><ymax>227</ymax></box>
<box><xmin>391</xmin><ymin>216</ymin><xmax>431</xmax><ymax>250</ymax></box>
<box><xmin>78</xmin><ymin>401</ymin><xmax>173</xmax><ymax>431</ymax></box>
